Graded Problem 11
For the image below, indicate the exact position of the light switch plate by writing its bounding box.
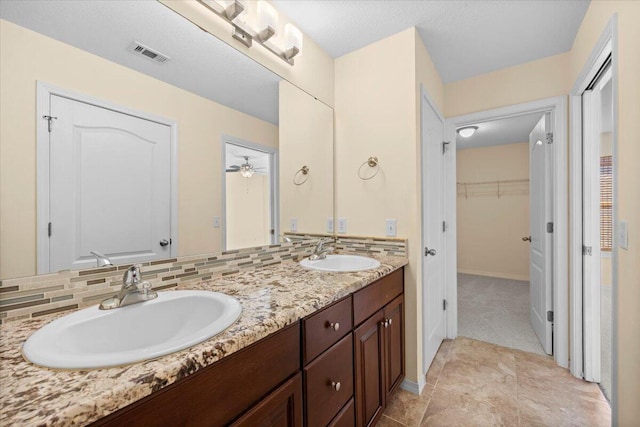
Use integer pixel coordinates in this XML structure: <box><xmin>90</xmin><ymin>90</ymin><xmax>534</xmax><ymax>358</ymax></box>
<box><xmin>213</xmin><ymin>216</ymin><xmax>220</xmax><ymax>228</ymax></box>
<box><xmin>619</xmin><ymin>220</ymin><xmax>629</xmax><ymax>250</ymax></box>
<box><xmin>327</xmin><ymin>218</ymin><xmax>334</xmax><ymax>233</ymax></box>
<box><xmin>386</xmin><ymin>219</ymin><xmax>397</xmax><ymax>237</ymax></box>
<box><xmin>290</xmin><ymin>218</ymin><xmax>298</xmax><ymax>232</ymax></box>
<box><xmin>337</xmin><ymin>217</ymin><xmax>347</xmax><ymax>234</ymax></box>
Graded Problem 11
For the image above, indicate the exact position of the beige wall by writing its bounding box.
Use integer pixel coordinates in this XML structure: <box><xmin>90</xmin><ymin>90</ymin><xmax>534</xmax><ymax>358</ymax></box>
<box><xmin>160</xmin><ymin>0</ymin><xmax>335</xmax><ymax>107</ymax></box>
<box><xmin>335</xmin><ymin>27</ymin><xmax>444</xmax><ymax>386</ymax></box>
<box><xmin>226</xmin><ymin>172</ymin><xmax>271</xmax><ymax>250</ymax></box>
<box><xmin>445</xmin><ymin>52</ymin><xmax>570</xmax><ymax>117</ymax></box>
<box><xmin>457</xmin><ymin>143</ymin><xmax>530</xmax><ymax>281</ymax></box>
<box><xmin>570</xmin><ymin>2</ymin><xmax>640</xmax><ymax>424</ymax></box>
<box><xmin>0</xmin><ymin>19</ymin><xmax>278</xmax><ymax>279</ymax></box>
<box><xmin>279</xmin><ymin>81</ymin><xmax>333</xmax><ymax>234</ymax></box>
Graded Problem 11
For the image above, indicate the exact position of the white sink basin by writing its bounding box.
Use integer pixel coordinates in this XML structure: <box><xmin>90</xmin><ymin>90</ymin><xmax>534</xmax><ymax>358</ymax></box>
<box><xmin>300</xmin><ymin>254</ymin><xmax>381</xmax><ymax>272</ymax></box>
<box><xmin>22</xmin><ymin>290</ymin><xmax>242</xmax><ymax>369</ymax></box>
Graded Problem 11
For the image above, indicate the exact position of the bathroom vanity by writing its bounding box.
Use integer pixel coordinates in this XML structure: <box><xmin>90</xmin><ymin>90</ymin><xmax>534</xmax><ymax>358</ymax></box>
<box><xmin>0</xmin><ymin>255</ymin><xmax>407</xmax><ymax>427</ymax></box>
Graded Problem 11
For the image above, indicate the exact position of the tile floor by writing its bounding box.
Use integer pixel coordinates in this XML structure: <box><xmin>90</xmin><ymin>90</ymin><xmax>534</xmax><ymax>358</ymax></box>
<box><xmin>378</xmin><ymin>337</ymin><xmax>611</xmax><ymax>427</ymax></box>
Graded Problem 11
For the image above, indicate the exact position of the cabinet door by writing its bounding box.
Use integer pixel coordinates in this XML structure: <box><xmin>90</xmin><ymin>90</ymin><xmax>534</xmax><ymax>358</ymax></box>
<box><xmin>354</xmin><ymin>310</ymin><xmax>385</xmax><ymax>427</ymax></box>
<box><xmin>384</xmin><ymin>295</ymin><xmax>404</xmax><ymax>400</ymax></box>
<box><xmin>231</xmin><ymin>373</ymin><xmax>303</xmax><ymax>427</ymax></box>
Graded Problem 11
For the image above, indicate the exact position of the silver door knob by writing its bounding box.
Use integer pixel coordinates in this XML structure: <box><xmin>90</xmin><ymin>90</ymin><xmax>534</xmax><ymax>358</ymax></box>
<box><xmin>522</xmin><ymin>236</ymin><xmax>532</xmax><ymax>242</ymax></box>
<box><xmin>331</xmin><ymin>381</ymin><xmax>341</xmax><ymax>391</ymax></box>
<box><xmin>425</xmin><ymin>247</ymin><xmax>436</xmax><ymax>256</ymax></box>
<box><xmin>328</xmin><ymin>322</ymin><xmax>340</xmax><ymax>331</ymax></box>
<box><xmin>159</xmin><ymin>239</ymin><xmax>170</xmax><ymax>247</ymax></box>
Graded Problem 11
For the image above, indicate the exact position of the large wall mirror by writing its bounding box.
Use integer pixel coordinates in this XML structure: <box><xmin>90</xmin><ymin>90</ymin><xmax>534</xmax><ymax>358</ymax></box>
<box><xmin>0</xmin><ymin>0</ymin><xmax>334</xmax><ymax>280</ymax></box>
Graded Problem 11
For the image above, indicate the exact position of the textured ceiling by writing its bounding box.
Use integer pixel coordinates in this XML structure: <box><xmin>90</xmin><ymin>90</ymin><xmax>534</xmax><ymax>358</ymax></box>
<box><xmin>0</xmin><ymin>0</ymin><xmax>282</xmax><ymax>124</ymax></box>
<box><xmin>456</xmin><ymin>112</ymin><xmax>544</xmax><ymax>150</ymax></box>
<box><xmin>272</xmin><ymin>0</ymin><xmax>590</xmax><ymax>83</ymax></box>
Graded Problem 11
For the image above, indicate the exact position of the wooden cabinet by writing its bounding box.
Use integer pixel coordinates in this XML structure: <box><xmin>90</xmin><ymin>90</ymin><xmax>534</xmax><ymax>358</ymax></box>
<box><xmin>353</xmin><ymin>270</ymin><xmax>404</xmax><ymax>427</ymax></box>
<box><xmin>91</xmin><ymin>323</ymin><xmax>301</xmax><ymax>427</ymax></box>
<box><xmin>90</xmin><ymin>268</ymin><xmax>404</xmax><ymax>427</ymax></box>
<box><xmin>231</xmin><ymin>373</ymin><xmax>303</xmax><ymax>427</ymax></box>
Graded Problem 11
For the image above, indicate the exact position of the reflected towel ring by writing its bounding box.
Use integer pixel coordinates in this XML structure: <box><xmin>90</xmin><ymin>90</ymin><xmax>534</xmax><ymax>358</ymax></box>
<box><xmin>293</xmin><ymin>165</ymin><xmax>309</xmax><ymax>186</ymax></box>
<box><xmin>358</xmin><ymin>156</ymin><xmax>379</xmax><ymax>180</ymax></box>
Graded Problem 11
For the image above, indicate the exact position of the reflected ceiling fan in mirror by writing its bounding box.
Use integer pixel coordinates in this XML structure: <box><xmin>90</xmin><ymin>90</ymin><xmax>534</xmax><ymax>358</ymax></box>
<box><xmin>226</xmin><ymin>156</ymin><xmax>266</xmax><ymax>178</ymax></box>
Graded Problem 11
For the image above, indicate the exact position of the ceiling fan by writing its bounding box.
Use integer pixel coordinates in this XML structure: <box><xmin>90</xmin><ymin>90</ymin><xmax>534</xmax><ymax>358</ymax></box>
<box><xmin>226</xmin><ymin>156</ymin><xmax>267</xmax><ymax>178</ymax></box>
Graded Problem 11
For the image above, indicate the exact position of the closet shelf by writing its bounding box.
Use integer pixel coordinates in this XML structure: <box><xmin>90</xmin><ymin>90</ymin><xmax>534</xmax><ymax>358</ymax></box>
<box><xmin>457</xmin><ymin>179</ymin><xmax>529</xmax><ymax>199</ymax></box>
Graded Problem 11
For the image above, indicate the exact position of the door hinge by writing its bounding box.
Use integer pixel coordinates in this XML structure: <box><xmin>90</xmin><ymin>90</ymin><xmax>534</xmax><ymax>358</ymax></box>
<box><xmin>583</xmin><ymin>245</ymin><xmax>592</xmax><ymax>256</ymax></box>
<box><xmin>443</xmin><ymin>299</ymin><xmax>448</xmax><ymax>311</ymax></box>
<box><xmin>43</xmin><ymin>115</ymin><xmax>58</xmax><ymax>132</ymax></box>
<box><xmin>442</xmin><ymin>141</ymin><xmax>450</xmax><ymax>155</ymax></box>
<box><xmin>547</xmin><ymin>310</ymin><xmax>554</xmax><ymax>322</ymax></box>
<box><xmin>48</xmin><ymin>222</ymin><xmax>52</xmax><ymax>237</ymax></box>
<box><xmin>442</xmin><ymin>221</ymin><xmax>447</xmax><ymax>232</ymax></box>
<box><xmin>547</xmin><ymin>222</ymin><xmax>554</xmax><ymax>233</ymax></box>
<box><xmin>169</xmin><ymin>238</ymin><xmax>172</xmax><ymax>245</ymax></box>
<box><xmin>546</xmin><ymin>132</ymin><xmax>553</xmax><ymax>144</ymax></box>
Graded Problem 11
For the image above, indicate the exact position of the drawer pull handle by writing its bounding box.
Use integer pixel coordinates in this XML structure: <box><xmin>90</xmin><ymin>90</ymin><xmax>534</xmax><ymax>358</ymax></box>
<box><xmin>331</xmin><ymin>381</ymin><xmax>341</xmax><ymax>391</ymax></box>
<box><xmin>328</xmin><ymin>322</ymin><xmax>340</xmax><ymax>331</ymax></box>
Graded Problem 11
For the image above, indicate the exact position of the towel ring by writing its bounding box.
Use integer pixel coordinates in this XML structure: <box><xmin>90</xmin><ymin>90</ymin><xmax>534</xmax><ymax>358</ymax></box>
<box><xmin>293</xmin><ymin>165</ymin><xmax>309</xmax><ymax>186</ymax></box>
<box><xmin>358</xmin><ymin>156</ymin><xmax>379</xmax><ymax>180</ymax></box>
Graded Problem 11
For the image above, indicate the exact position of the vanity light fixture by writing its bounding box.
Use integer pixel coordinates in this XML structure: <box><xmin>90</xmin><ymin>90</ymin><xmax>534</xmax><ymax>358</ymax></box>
<box><xmin>198</xmin><ymin>0</ymin><xmax>303</xmax><ymax>65</ymax></box>
<box><xmin>456</xmin><ymin>126</ymin><xmax>479</xmax><ymax>138</ymax></box>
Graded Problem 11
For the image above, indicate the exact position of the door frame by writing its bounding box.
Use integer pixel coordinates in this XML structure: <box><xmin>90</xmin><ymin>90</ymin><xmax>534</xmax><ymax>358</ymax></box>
<box><xmin>569</xmin><ymin>14</ymin><xmax>618</xmax><ymax>421</ymax></box>
<box><xmin>220</xmin><ymin>135</ymin><xmax>279</xmax><ymax>250</ymax></box>
<box><xmin>419</xmin><ymin>86</ymin><xmax>449</xmax><ymax>385</ymax></box>
<box><xmin>445</xmin><ymin>95</ymin><xmax>569</xmax><ymax>369</ymax></box>
<box><xmin>36</xmin><ymin>81</ymin><xmax>179</xmax><ymax>274</ymax></box>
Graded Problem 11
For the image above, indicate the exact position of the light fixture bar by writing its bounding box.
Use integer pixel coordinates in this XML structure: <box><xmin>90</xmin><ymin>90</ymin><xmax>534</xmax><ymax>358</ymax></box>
<box><xmin>197</xmin><ymin>0</ymin><xmax>299</xmax><ymax>66</ymax></box>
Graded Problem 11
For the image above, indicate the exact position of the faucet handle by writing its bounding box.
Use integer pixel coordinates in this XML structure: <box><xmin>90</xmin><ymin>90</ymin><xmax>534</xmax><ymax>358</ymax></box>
<box><xmin>123</xmin><ymin>264</ymin><xmax>143</xmax><ymax>287</ymax></box>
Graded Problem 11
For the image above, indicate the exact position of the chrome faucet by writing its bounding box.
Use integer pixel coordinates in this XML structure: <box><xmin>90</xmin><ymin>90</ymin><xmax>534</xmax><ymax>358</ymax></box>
<box><xmin>90</xmin><ymin>251</ymin><xmax>113</xmax><ymax>268</ymax></box>
<box><xmin>99</xmin><ymin>264</ymin><xmax>158</xmax><ymax>310</ymax></box>
<box><xmin>309</xmin><ymin>238</ymin><xmax>335</xmax><ymax>261</ymax></box>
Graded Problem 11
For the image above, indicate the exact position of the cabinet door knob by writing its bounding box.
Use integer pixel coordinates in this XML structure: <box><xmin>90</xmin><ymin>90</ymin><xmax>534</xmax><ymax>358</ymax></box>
<box><xmin>331</xmin><ymin>381</ymin><xmax>341</xmax><ymax>391</ymax></box>
<box><xmin>328</xmin><ymin>322</ymin><xmax>340</xmax><ymax>331</ymax></box>
<box><xmin>388</xmin><ymin>318</ymin><xmax>393</xmax><ymax>326</ymax></box>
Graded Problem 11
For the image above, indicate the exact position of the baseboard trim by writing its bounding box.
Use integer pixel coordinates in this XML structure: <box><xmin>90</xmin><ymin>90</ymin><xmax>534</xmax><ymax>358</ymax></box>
<box><xmin>400</xmin><ymin>377</ymin><xmax>426</xmax><ymax>395</ymax></box>
<box><xmin>457</xmin><ymin>269</ymin><xmax>528</xmax><ymax>282</ymax></box>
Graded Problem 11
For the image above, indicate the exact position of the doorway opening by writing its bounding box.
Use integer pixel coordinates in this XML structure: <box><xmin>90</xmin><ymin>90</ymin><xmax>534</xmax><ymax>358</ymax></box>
<box><xmin>221</xmin><ymin>137</ymin><xmax>278</xmax><ymax>251</ymax></box>
<box><xmin>444</xmin><ymin>96</ymin><xmax>569</xmax><ymax>370</ymax></box>
<box><xmin>455</xmin><ymin>111</ymin><xmax>549</xmax><ymax>356</ymax></box>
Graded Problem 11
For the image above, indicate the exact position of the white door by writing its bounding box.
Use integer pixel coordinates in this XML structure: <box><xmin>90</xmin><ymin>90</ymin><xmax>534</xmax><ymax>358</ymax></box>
<box><xmin>48</xmin><ymin>95</ymin><xmax>172</xmax><ymax>271</ymax></box>
<box><xmin>528</xmin><ymin>113</ymin><xmax>553</xmax><ymax>355</ymax></box>
<box><xmin>422</xmin><ymin>94</ymin><xmax>446</xmax><ymax>372</ymax></box>
<box><xmin>582</xmin><ymin>88</ymin><xmax>603</xmax><ymax>382</ymax></box>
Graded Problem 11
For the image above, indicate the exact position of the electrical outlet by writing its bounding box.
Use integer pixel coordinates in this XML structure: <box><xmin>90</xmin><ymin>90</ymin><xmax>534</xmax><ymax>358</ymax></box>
<box><xmin>619</xmin><ymin>220</ymin><xmax>629</xmax><ymax>250</ymax></box>
<box><xmin>290</xmin><ymin>218</ymin><xmax>298</xmax><ymax>232</ymax></box>
<box><xmin>327</xmin><ymin>218</ymin><xmax>334</xmax><ymax>233</ymax></box>
<box><xmin>337</xmin><ymin>217</ymin><xmax>347</xmax><ymax>234</ymax></box>
<box><xmin>213</xmin><ymin>216</ymin><xmax>220</xmax><ymax>228</ymax></box>
<box><xmin>386</xmin><ymin>219</ymin><xmax>397</xmax><ymax>237</ymax></box>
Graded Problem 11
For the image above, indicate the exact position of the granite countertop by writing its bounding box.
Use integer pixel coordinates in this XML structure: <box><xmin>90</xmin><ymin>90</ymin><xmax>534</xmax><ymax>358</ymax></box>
<box><xmin>0</xmin><ymin>254</ymin><xmax>408</xmax><ymax>426</ymax></box>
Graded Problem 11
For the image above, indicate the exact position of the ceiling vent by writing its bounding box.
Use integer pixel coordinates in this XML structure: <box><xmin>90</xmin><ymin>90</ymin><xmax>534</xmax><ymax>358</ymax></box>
<box><xmin>127</xmin><ymin>41</ymin><xmax>170</xmax><ymax>64</ymax></box>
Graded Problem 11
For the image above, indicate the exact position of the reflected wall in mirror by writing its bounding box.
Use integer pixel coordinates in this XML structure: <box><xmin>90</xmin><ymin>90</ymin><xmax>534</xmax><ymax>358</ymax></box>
<box><xmin>0</xmin><ymin>0</ymin><xmax>333</xmax><ymax>280</ymax></box>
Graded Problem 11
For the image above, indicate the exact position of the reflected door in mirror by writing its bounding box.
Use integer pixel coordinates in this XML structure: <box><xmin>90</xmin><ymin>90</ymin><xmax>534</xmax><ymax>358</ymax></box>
<box><xmin>47</xmin><ymin>95</ymin><xmax>172</xmax><ymax>272</ymax></box>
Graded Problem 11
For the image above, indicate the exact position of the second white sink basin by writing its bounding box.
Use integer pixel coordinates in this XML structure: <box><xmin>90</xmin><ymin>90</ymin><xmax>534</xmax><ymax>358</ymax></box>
<box><xmin>22</xmin><ymin>290</ymin><xmax>242</xmax><ymax>369</ymax></box>
<box><xmin>300</xmin><ymin>254</ymin><xmax>381</xmax><ymax>272</ymax></box>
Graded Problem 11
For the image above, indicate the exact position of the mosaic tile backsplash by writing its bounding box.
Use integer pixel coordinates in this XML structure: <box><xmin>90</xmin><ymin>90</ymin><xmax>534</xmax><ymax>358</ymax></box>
<box><xmin>0</xmin><ymin>235</ymin><xmax>406</xmax><ymax>323</ymax></box>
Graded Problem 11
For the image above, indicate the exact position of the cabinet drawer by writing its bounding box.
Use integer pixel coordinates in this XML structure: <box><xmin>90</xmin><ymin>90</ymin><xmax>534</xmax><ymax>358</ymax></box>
<box><xmin>304</xmin><ymin>333</ymin><xmax>354</xmax><ymax>427</ymax></box>
<box><xmin>328</xmin><ymin>398</ymin><xmax>355</xmax><ymax>427</ymax></box>
<box><xmin>353</xmin><ymin>269</ymin><xmax>403</xmax><ymax>326</ymax></box>
<box><xmin>303</xmin><ymin>296</ymin><xmax>352</xmax><ymax>363</ymax></box>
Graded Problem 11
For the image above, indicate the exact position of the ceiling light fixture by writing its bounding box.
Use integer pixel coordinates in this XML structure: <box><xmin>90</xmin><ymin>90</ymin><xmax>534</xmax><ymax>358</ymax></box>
<box><xmin>239</xmin><ymin>156</ymin><xmax>255</xmax><ymax>178</ymax></box>
<box><xmin>198</xmin><ymin>0</ymin><xmax>303</xmax><ymax>66</ymax></box>
<box><xmin>457</xmin><ymin>126</ymin><xmax>479</xmax><ymax>138</ymax></box>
